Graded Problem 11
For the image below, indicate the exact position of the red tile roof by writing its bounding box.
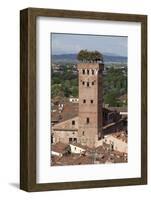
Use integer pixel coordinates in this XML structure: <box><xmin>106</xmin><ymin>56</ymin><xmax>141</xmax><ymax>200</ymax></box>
<box><xmin>51</xmin><ymin>142</ymin><xmax>69</xmax><ymax>154</ymax></box>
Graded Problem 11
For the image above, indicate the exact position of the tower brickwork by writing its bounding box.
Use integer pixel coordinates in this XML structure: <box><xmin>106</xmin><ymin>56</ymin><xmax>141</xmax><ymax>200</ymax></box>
<box><xmin>78</xmin><ymin>62</ymin><xmax>104</xmax><ymax>147</ymax></box>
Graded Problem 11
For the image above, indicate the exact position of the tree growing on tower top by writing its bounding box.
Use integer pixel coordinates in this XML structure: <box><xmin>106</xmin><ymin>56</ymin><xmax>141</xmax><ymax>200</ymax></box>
<box><xmin>77</xmin><ymin>49</ymin><xmax>103</xmax><ymax>63</ymax></box>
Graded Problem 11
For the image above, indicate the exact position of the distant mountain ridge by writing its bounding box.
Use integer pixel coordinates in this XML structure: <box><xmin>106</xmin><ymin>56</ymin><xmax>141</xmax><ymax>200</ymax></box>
<box><xmin>52</xmin><ymin>53</ymin><xmax>127</xmax><ymax>64</ymax></box>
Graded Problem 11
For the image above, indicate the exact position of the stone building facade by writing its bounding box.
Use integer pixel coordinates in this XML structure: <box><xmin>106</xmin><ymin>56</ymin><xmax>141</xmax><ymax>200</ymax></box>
<box><xmin>52</xmin><ymin>116</ymin><xmax>79</xmax><ymax>144</ymax></box>
<box><xmin>52</xmin><ymin>61</ymin><xmax>104</xmax><ymax>148</ymax></box>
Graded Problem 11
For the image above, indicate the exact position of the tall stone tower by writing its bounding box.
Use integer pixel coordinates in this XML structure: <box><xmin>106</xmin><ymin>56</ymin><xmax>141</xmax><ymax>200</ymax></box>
<box><xmin>78</xmin><ymin>60</ymin><xmax>104</xmax><ymax>148</ymax></box>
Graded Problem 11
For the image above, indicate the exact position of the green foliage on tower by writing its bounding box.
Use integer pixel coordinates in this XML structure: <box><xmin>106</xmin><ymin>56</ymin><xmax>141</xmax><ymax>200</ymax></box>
<box><xmin>77</xmin><ymin>49</ymin><xmax>103</xmax><ymax>62</ymax></box>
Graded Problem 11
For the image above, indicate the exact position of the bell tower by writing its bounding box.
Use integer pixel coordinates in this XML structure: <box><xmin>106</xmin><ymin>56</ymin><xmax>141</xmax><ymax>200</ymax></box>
<box><xmin>78</xmin><ymin>60</ymin><xmax>104</xmax><ymax>148</ymax></box>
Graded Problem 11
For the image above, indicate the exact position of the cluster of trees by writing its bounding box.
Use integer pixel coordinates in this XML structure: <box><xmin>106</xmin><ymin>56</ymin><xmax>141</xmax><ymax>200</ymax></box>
<box><xmin>51</xmin><ymin>70</ymin><xmax>78</xmax><ymax>100</ymax></box>
<box><xmin>51</xmin><ymin>65</ymin><xmax>127</xmax><ymax>107</ymax></box>
<box><xmin>77</xmin><ymin>49</ymin><xmax>103</xmax><ymax>62</ymax></box>
<box><xmin>103</xmin><ymin>67</ymin><xmax>127</xmax><ymax>107</ymax></box>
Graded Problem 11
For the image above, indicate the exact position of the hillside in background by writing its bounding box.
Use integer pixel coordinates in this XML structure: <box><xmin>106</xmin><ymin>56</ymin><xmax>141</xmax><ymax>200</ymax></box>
<box><xmin>52</xmin><ymin>53</ymin><xmax>127</xmax><ymax>64</ymax></box>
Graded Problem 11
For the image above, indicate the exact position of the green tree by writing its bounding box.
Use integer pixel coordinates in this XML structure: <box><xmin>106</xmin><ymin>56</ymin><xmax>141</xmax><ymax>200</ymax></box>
<box><xmin>104</xmin><ymin>91</ymin><xmax>123</xmax><ymax>107</ymax></box>
<box><xmin>77</xmin><ymin>49</ymin><xmax>88</xmax><ymax>61</ymax></box>
<box><xmin>71</xmin><ymin>86</ymin><xmax>78</xmax><ymax>97</ymax></box>
<box><xmin>77</xmin><ymin>49</ymin><xmax>103</xmax><ymax>62</ymax></box>
<box><xmin>103</xmin><ymin>67</ymin><xmax>127</xmax><ymax>106</ymax></box>
<box><xmin>51</xmin><ymin>84</ymin><xmax>64</xmax><ymax>98</ymax></box>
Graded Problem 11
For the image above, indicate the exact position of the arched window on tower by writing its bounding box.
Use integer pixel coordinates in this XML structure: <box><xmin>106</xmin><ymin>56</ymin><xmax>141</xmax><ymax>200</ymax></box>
<box><xmin>92</xmin><ymin>69</ymin><xmax>94</xmax><ymax>75</ymax></box>
<box><xmin>82</xmin><ymin>69</ymin><xmax>85</xmax><ymax>74</ymax></box>
<box><xmin>87</xmin><ymin>69</ymin><xmax>89</xmax><ymax>75</ymax></box>
<box><xmin>87</xmin><ymin>82</ymin><xmax>89</xmax><ymax>87</ymax></box>
<box><xmin>86</xmin><ymin>117</ymin><xmax>90</xmax><ymax>124</ymax></box>
<box><xmin>92</xmin><ymin>81</ymin><xmax>94</xmax><ymax>86</ymax></box>
<box><xmin>90</xmin><ymin>100</ymin><xmax>93</xmax><ymax>104</ymax></box>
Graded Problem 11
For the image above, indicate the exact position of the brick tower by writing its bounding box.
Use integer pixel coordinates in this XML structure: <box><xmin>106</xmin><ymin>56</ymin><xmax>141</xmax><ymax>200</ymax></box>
<box><xmin>78</xmin><ymin>61</ymin><xmax>104</xmax><ymax>148</ymax></box>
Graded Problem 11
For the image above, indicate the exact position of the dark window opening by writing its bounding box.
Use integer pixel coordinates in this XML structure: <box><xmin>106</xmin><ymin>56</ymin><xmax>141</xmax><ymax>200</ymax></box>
<box><xmin>86</xmin><ymin>117</ymin><xmax>90</xmax><ymax>124</ymax></box>
<box><xmin>91</xmin><ymin>100</ymin><xmax>93</xmax><ymax>104</ymax></box>
<box><xmin>73</xmin><ymin>138</ymin><xmax>77</xmax><ymax>143</ymax></box>
<box><xmin>87</xmin><ymin>82</ymin><xmax>89</xmax><ymax>87</ymax></box>
<box><xmin>82</xmin><ymin>69</ymin><xmax>85</xmax><ymax>74</ymax></box>
<box><xmin>82</xmin><ymin>131</ymin><xmax>85</xmax><ymax>136</ymax></box>
<box><xmin>69</xmin><ymin>138</ymin><xmax>72</xmax><ymax>142</ymax></box>
<box><xmin>92</xmin><ymin>70</ymin><xmax>94</xmax><ymax>75</ymax></box>
<box><xmin>83</xmin><ymin>99</ymin><xmax>86</xmax><ymax>103</ymax></box>
<box><xmin>51</xmin><ymin>136</ymin><xmax>53</xmax><ymax>144</ymax></box>
<box><xmin>82</xmin><ymin>81</ymin><xmax>85</xmax><ymax>85</ymax></box>
<box><xmin>72</xmin><ymin>120</ymin><xmax>75</xmax><ymax>125</ymax></box>
<box><xmin>98</xmin><ymin>69</ymin><xmax>102</xmax><ymax>74</ymax></box>
<box><xmin>72</xmin><ymin>132</ymin><xmax>75</xmax><ymax>135</ymax></box>
<box><xmin>92</xmin><ymin>81</ymin><xmax>94</xmax><ymax>85</ymax></box>
<box><xmin>87</xmin><ymin>69</ymin><xmax>89</xmax><ymax>75</ymax></box>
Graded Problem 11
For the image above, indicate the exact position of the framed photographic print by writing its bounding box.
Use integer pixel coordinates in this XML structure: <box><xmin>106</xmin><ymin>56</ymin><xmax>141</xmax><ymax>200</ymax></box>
<box><xmin>20</xmin><ymin>8</ymin><xmax>147</xmax><ymax>191</ymax></box>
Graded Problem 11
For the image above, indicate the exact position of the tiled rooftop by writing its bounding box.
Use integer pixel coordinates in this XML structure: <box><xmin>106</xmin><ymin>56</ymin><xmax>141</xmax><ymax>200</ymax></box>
<box><xmin>51</xmin><ymin>142</ymin><xmax>69</xmax><ymax>154</ymax></box>
<box><xmin>51</xmin><ymin>102</ymin><xmax>78</xmax><ymax>123</ymax></box>
<box><xmin>112</xmin><ymin>131</ymin><xmax>128</xmax><ymax>143</ymax></box>
<box><xmin>51</xmin><ymin>142</ymin><xmax>127</xmax><ymax>166</ymax></box>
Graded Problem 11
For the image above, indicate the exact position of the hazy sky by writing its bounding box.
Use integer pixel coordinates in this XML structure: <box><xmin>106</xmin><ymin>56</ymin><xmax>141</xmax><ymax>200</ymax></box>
<box><xmin>51</xmin><ymin>33</ymin><xmax>127</xmax><ymax>57</ymax></box>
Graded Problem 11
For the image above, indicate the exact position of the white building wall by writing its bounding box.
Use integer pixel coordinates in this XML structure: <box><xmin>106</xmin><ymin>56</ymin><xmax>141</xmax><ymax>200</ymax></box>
<box><xmin>69</xmin><ymin>144</ymin><xmax>86</xmax><ymax>154</ymax></box>
<box><xmin>96</xmin><ymin>136</ymin><xmax>128</xmax><ymax>153</ymax></box>
<box><xmin>51</xmin><ymin>151</ymin><xmax>62</xmax><ymax>157</ymax></box>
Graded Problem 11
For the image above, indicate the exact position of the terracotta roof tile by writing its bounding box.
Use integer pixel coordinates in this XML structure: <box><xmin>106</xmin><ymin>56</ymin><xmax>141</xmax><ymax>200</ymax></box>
<box><xmin>51</xmin><ymin>142</ymin><xmax>69</xmax><ymax>154</ymax></box>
